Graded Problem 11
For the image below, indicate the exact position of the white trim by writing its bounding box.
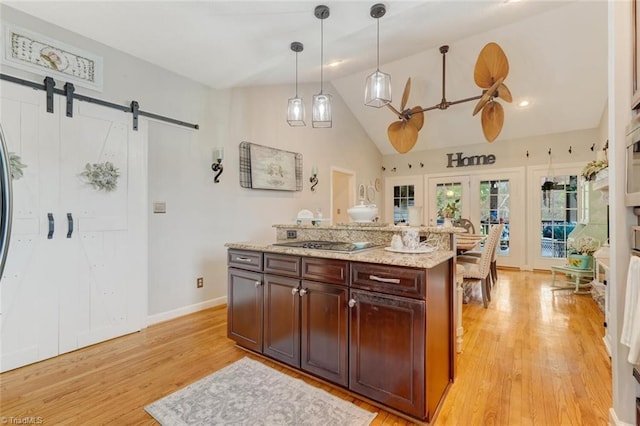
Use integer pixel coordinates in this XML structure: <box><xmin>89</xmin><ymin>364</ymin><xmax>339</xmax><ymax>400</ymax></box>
<box><xmin>609</xmin><ymin>407</ymin><xmax>634</xmax><ymax>426</ymax></box>
<box><xmin>146</xmin><ymin>296</ymin><xmax>227</xmax><ymax>326</ymax></box>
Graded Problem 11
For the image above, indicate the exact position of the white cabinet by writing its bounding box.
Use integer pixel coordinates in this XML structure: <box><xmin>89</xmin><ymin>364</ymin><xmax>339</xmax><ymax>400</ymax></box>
<box><xmin>0</xmin><ymin>82</ymin><xmax>147</xmax><ymax>372</ymax></box>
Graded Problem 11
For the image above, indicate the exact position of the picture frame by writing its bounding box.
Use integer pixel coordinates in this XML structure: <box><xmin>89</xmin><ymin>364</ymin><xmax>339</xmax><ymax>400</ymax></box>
<box><xmin>1</xmin><ymin>22</ymin><xmax>104</xmax><ymax>92</ymax></box>
<box><xmin>633</xmin><ymin>0</ymin><xmax>640</xmax><ymax>110</ymax></box>
<box><xmin>239</xmin><ymin>142</ymin><xmax>302</xmax><ymax>191</ymax></box>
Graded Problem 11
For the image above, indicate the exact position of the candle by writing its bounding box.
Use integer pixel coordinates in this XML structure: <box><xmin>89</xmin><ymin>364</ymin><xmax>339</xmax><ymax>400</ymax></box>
<box><xmin>312</xmin><ymin>166</ymin><xmax>318</xmax><ymax>175</ymax></box>
<box><xmin>214</xmin><ymin>147</ymin><xmax>224</xmax><ymax>161</ymax></box>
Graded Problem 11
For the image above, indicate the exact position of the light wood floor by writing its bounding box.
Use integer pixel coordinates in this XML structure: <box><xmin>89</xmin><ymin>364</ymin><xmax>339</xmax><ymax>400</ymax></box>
<box><xmin>0</xmin><ymin>270</ymin><xmax>611</xmax><ymax>425</ymax></box>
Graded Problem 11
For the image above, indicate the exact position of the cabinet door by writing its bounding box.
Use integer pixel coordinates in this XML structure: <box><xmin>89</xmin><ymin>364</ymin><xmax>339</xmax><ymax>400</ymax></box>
<box><xmin>349</xmin><ymin>289</ymin><xmax>426</xmax><ymax>419</ymax></box>
<box><xmin>228</xmin><ymin>268</ymin><xmax>263</xmax><ymax>352</ymax></box>
<box><xmin>263</xmin><ymin>274</ymin><xmax>300</xmax><ymax>367</ymax></box>
<box><xmin>301</xmin><ymin>281</ymin><xmax>348</xmax><ymax>386</ymax></box>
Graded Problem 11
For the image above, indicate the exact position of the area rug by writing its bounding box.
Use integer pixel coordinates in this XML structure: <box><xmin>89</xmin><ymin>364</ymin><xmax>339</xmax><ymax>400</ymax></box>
<box><xmin>145</xmin><ymin>357</ymin><xmax>377</xmax><ymax>426</ymax></box>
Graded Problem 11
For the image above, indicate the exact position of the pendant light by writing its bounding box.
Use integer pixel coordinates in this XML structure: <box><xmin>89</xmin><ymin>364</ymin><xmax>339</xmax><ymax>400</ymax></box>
<box><xmin>312</xmin><ymin>5</ymin><xmax>332</xmax><ymax>128</ymax></box>
<box><xmin>364</xmin><ymin>4</ymin><xmax>391</xmax><ymax>107</ymax></box>
<box><xmin>287</xmin><ymin>41</ymin><xmax>305</xmax><ymax>126</ymax></box>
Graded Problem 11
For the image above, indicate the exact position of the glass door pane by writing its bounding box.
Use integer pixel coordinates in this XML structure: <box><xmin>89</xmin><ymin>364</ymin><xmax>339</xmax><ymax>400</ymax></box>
<box><xmin>540</xmin><ymin>175</ymin><xmax>578</xmax><ymax>258</ymax></box>
<box><xmin>393</xmin><ymin>184</ymin><xmax>415</xmax><ymax>224</ymax></box>
<box><xmin>479</xmin><ymin>179</ymin><xmax>510</xmax><ymax>255</ymax></box>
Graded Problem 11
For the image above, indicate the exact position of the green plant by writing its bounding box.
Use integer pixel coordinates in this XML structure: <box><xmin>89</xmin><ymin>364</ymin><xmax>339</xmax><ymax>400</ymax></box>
<box><xmin>80</xmin><ymin>161</ymin><xmax>120</xmax><ymax>192</ymax></box>
<box><xmin>438</xmin><ymin>200</ymin><xmax>459</xmax><ymax>219</ymax></box>
<box><xmin>567</xmin><ymin>236</ymin><xmax>600</xmax><ymax>256</ymax></box>
<box><xmin>581</xmin><ymin>159</ymin><xmax>608</xmax><ymax>181</ymax></box>
<box><xmin>9</xmin><ymin>152</ymin><xmax>26</xmax><ymax>180</ymax></box>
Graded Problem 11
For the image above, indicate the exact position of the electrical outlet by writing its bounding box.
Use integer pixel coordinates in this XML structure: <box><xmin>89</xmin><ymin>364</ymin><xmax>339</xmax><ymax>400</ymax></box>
<box><xmin>287</xmin><ymin>230</ymin><xmax>297</xmax><ymax>239</ymax></box>
<box><xmin>197</xmin><ymin>277</ymin><xmax>204</xmax><ymax>288</ymax></box>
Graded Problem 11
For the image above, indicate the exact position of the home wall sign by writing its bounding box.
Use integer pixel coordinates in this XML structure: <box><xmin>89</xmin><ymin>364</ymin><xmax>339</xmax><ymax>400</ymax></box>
<box><xmin>2</xmin><ymin>22</ymin><xmax>103</xmax><ymax>91</ymax></box>
<box><xmin>239</xmin><ymin>142</ymin><xmax>302</xmax><ymax>191</ymax></box>
<box><xmin>446</xmin><ymin>152</ymin><xmax>496</xmax><ymax>168</ymax></box>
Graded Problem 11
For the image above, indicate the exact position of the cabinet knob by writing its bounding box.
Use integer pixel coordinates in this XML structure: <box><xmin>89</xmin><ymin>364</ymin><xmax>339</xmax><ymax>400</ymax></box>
<box><xmin>291</xmin><ymin>287</ymin><xmax>299</xmax><ymax>295</ymax></box>
<box><xmin>299</xmin><ymin>288</ymin><xmax>308</xmax><ymax>296</ymax></box>
<box><xmin>254</xmin><ymin>281</ymin><xmax>262</xmax><ymax>287</ymax></box>
<box><xmin>348</xmin><ymin>299</ymin><xmax>357</xmax><ymax>308</ymax></box>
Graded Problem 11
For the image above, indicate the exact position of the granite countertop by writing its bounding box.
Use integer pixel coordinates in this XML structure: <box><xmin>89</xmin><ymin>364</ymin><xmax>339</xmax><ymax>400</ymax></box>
<box><xmin>272</xmin><ymin>223</ymin><xmax>467</xmax><ymax>234</ymax></box>
<box><xmin>225</xmin><ymin>241</ymin><xmax>455</xmax><ymax>269</ymax></box>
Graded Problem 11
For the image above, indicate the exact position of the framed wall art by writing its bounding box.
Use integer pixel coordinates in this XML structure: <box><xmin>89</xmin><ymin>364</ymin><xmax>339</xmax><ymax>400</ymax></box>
<box><xmin>239</xmin><ymin>142</ymin><xmax>302</xmax><ymax>191</ymax></box>
<box><xmin>2</xmin><ymin>22</ymin><xmax>104</xmax><ymax>91</ymax></box>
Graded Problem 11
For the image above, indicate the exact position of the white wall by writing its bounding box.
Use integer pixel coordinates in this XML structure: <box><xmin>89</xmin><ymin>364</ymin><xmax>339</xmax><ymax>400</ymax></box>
<box><xmin>0</xmin><ymin>5</ymin><xmax>383</xmax><ymax>321</ymax></box>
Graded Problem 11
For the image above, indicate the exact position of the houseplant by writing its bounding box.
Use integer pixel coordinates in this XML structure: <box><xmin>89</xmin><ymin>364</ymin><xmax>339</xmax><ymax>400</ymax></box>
<box><xmin>438</xmin><ymin>201</ymin><xmax>459</xmax><ymax>227</ymax></box>
<box><xmin>567</xmin><ymin>236</ymin><xmax>600</xmax><ymax>269</ymax></box>
<box><xmin>581</xmin><ymin>159</ymin><xmax>608</xmax><ymax>181</ymax></box>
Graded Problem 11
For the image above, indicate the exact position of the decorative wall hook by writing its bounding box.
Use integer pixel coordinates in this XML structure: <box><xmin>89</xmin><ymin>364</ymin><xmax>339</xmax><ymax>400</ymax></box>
<box><xmin>568</xmin><ymin>145</ymin><xmax>572</xmax><ymax>154</ymax></box>
<box><xmin>408</xmin><ymin>163</ymin><xmax>412</xmax><ymax>168</ymax></box>
<box><xmin>590</xmin><ymin>143</ymin><xmax>596</xmax><ymax>151</ymax></box>
<box><xmin>211</xmin><ymin>147</ymin><xmax>224</xmax><ymax>183</ymax></box>
<box><xmin>420</xmin><ymin>162</ymin><xmax>424</xmax><ymax>168</ymax></box>
<box><xmin>381</xmin><ymin>166</ymin><xmax>386</xmax><ymax>171</ymax></box>
<box><xmin>548</xmin><ymin>148</ymin><xmax>551</xmax><ymax>156</ymax></box>
<box><xmin>310</xmin><ymin>166</ymin><xmax>318</xmax><ymax>192</ymax></box>
<box><xmin>526</xmin><ymin>150</ymin><xmax>529</xmax><ymax>158</ymax></box>
<box><xmin>391</xmin><ymin>167</ymin><xmax>396</xmax><ymax>172</ymax></box>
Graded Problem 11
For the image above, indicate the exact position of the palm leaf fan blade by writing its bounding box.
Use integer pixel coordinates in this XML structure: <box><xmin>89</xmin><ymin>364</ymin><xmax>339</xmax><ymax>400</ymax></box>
<box><xmin>474</xmin><ymin>42</ymin><xmax>509</xmax><ymax>88</ymax></box>
<box><xmin>401</xmin><ymin>78</ymin><xmax>412</xmax><ymax>111</ymax></box>
<box><xmin>388</xmin><ymin>120</ymin><xmax>419</xmax><ymax>153</ymax></box>
<box><xmin>481</xmin><ymin>101</ymin><xmax>504</xmax><ymax>142</ymax></box>
<box><xmin>409</xmin><ymin>106</ymin><xmax>425</xmax><ymax>131</ymax></box>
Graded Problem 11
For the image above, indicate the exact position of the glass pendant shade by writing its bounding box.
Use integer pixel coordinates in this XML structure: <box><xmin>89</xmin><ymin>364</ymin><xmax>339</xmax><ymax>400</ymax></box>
<box><xmin>364</xmin><ymin>70</ymin><xmax>392</xmax><ymax>107</ymax></box>
<box><xmin>312</xmin><ymin>93</ymin><xmax>332</xmax><ymax>128</ymax></box>
<box><xmin>287</xmin><ymin>96</ymin><xmax>305</xmax><ymax>126</ymax></box>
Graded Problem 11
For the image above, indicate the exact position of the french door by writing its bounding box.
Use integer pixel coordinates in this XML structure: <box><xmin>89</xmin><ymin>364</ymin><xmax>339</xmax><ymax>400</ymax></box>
<box><xmin>0</xmin><ymin>82</ymin><xmax>147</xmax><ymax>371</ymax></box>
<box><xmin>426</xmin><ymin>169</ymin><xmax>525</xmax><ymax>268</ymax></box>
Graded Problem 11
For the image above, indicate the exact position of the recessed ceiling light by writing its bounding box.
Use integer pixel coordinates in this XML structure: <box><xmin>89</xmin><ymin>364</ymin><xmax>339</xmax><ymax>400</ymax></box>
<box><xmin>518</xmin><ymin>100</ymin><xmax>530</xmax><ymax>107</ymax></box>
<box><xmin>327</xmin><ymin>60</ymin><xmax>343</xmax><ymax>68</ymax></box>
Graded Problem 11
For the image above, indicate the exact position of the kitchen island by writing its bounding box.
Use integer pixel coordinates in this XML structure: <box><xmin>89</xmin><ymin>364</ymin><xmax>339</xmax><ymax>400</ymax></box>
<box><xmin>225</xmin><ymin>226</ymin><xmax>460</xmax><ymax>422</ymax></box>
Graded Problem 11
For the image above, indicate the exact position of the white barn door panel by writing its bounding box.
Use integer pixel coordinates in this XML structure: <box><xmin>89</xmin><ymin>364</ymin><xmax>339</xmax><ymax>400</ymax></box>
<box><xmin>0</xmin><ymin>82</ymin><xmax>147</xmax><ymax>371</ymax></box>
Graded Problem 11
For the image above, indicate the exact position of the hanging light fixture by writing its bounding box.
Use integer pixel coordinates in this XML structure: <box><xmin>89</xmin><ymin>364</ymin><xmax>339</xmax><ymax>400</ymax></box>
<box><xmin>312</xmin><ymin>5</ymin><xmax>332</xmax><ymax>128</ymax></box>
<box><xmin>287</xmin><ymin>41</ymin><xmax>305</xmax><ymax>126</ymax></box>
<box><xmin>364</xmin><ymin>3</ymin><xmax>391</xmax><ymax>107</ymax></box>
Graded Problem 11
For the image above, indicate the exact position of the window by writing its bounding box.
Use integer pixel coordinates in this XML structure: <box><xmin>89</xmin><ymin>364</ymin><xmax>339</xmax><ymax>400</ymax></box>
<box><xmin>393</xmin><ymin>184</ymin><xmax>415</xmax><ymax>224</ymax></box>
<box><xmin>540</xmin><ymin>175</ymin><xmax>578</xmax><ymax>258</ymax></box>
<box><xmin>435</xmin><ymin>182</ymin><xmax>462</xmax><ymax>224</ymax></box>
<box><xmin>479</xmin><ymin>179</ymin><xmax>510</xmax><ymax>255</ymax></box>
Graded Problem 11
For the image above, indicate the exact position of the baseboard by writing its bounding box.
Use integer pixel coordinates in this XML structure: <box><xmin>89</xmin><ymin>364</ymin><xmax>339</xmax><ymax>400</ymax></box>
<box><xmin>609</xmin><ymin>407</ymin><xmax>634</xmax><ymax>426</ymax></box>
<box><xmin>146</xmin><ymin>296</ymin><xmax>227</xmax><ymax>326</ymax></box>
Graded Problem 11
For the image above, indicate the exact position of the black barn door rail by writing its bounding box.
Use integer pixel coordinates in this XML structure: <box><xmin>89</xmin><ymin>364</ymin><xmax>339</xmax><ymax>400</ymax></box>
<box><xmin>0</xmin><ymin>73</ymin><xmax>199</xmax><ymax>131</ymax></box>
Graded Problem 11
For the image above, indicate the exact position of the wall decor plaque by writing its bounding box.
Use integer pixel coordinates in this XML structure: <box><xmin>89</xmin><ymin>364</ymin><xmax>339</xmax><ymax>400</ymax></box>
<box><xmin>2</xmin><ymin>22</ymin><xmax>104</xmax><ymax>91</ymax></box>
<box><xmin>239</xmin><ymin>142</ymin><xmax>302</xmax><ymax>191</ymax></box>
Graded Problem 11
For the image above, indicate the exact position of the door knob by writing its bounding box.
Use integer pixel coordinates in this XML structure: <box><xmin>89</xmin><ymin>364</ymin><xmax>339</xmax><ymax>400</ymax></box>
<box><xmin>254</xmin><ymin>281</ymin><xmax>262</xmax><ymax>287</ymax></box>
<box><xmin>348</xmin><ymin>299</ymin><xmax>357</xmax><ymax>308</ymax></box>
<box><xmin>291</xmin><ymin>287</ymin><xmax>299</xmax><ymax>295</ymax></box>
<box><xmin>299</xmin><ymin>288</ymin><xmax>308</xmax><ymax>296</ymax></box>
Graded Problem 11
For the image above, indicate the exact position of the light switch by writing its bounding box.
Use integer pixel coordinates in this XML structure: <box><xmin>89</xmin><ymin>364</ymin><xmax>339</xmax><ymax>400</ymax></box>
<box><xmin>153</xmin><ymin>202</ymin><xmax>166</xmax><ymax>214</ymax></box>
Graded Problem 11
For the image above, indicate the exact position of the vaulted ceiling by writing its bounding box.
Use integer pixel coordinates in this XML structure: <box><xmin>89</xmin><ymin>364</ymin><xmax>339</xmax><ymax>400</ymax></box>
<box><xmin>4</xmin><ymin>1</ymin><xmax>608</xmax><ymax>155</ymax></box>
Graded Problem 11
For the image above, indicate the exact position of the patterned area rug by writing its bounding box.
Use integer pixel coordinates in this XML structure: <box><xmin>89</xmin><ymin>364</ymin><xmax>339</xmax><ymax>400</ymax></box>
<box><xmin>145</xmin><ymin>357</ymin><xmax>377</xmax><ymax>425</ymax></box>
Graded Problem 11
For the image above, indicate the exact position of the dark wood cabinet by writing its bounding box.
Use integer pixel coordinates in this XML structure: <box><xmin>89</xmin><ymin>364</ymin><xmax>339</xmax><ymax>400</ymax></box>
<box><xmin>243</xmin><ymin>252</ymin><xmax>349</xmax><ymax>386</ymax></box>
<box><xmin>263</xmin><ymin>274</ymin><xmax>300</xmax><ymax>367</ymax></box>
<box><xmin>301</xmin><ymin>280</ymin><xmax>349</xmax><ymax>386</ymax></box>
<box><xmin>227</xmin><ymin>267</ymin><xmax>263</xmax><ymax>352</ymax></box>
<box><xmin>348</xmin><ymin>288</ymin><xmax>426</xmax><ymax>418</ymax></box>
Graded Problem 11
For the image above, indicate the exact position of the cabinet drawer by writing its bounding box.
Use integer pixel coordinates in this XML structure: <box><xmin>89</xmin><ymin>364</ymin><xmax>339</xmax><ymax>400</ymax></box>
<box><xmin>351</xmin><ymin>262</ymin><xmax>425</xmax><ymax>298</ymax></box>
<box><xmin>264</xmin><ymin>253</ymin><xmax>301</xmax><ymax>277</ymax></box>
<box><xmin>228</xmin><ymin>249</ymin><xmax>263</xmax><ymax>272</ymax></box>
<box><xmin>302</xmin><ymin>258</ymin><xmax>349</xmax><ymax>286</ymax></box>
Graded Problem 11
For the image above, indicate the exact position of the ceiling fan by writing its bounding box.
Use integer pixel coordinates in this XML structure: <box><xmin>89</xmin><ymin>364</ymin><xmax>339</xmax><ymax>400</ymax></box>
<box><xmin>386</xmin><ymin>42</ymin><xmax>512</xmax><ymax>154</ymax></box>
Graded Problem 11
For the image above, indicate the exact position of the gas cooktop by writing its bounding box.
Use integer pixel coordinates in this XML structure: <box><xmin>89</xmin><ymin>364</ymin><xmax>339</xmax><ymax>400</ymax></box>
<box><xmin>272</xmin><ymin>240</ymin><xmax>377</xmax><ymax>253</ymax></box>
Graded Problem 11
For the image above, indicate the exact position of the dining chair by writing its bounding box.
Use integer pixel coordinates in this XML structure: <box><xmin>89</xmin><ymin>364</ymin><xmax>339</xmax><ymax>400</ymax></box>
<box><xmin>457</xmin><ymin>224</ymin><xmax>503</xmax><ymax>308</ymax></box>
<box><xmin>454</xmin><ymin>218</ymin><xmax>475</xmax><ymax>234</ymax></box>
<box><xmin>458</xmin><ymin>231</ymin><xmax>500</xmax><ymax>287</ymax></box>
